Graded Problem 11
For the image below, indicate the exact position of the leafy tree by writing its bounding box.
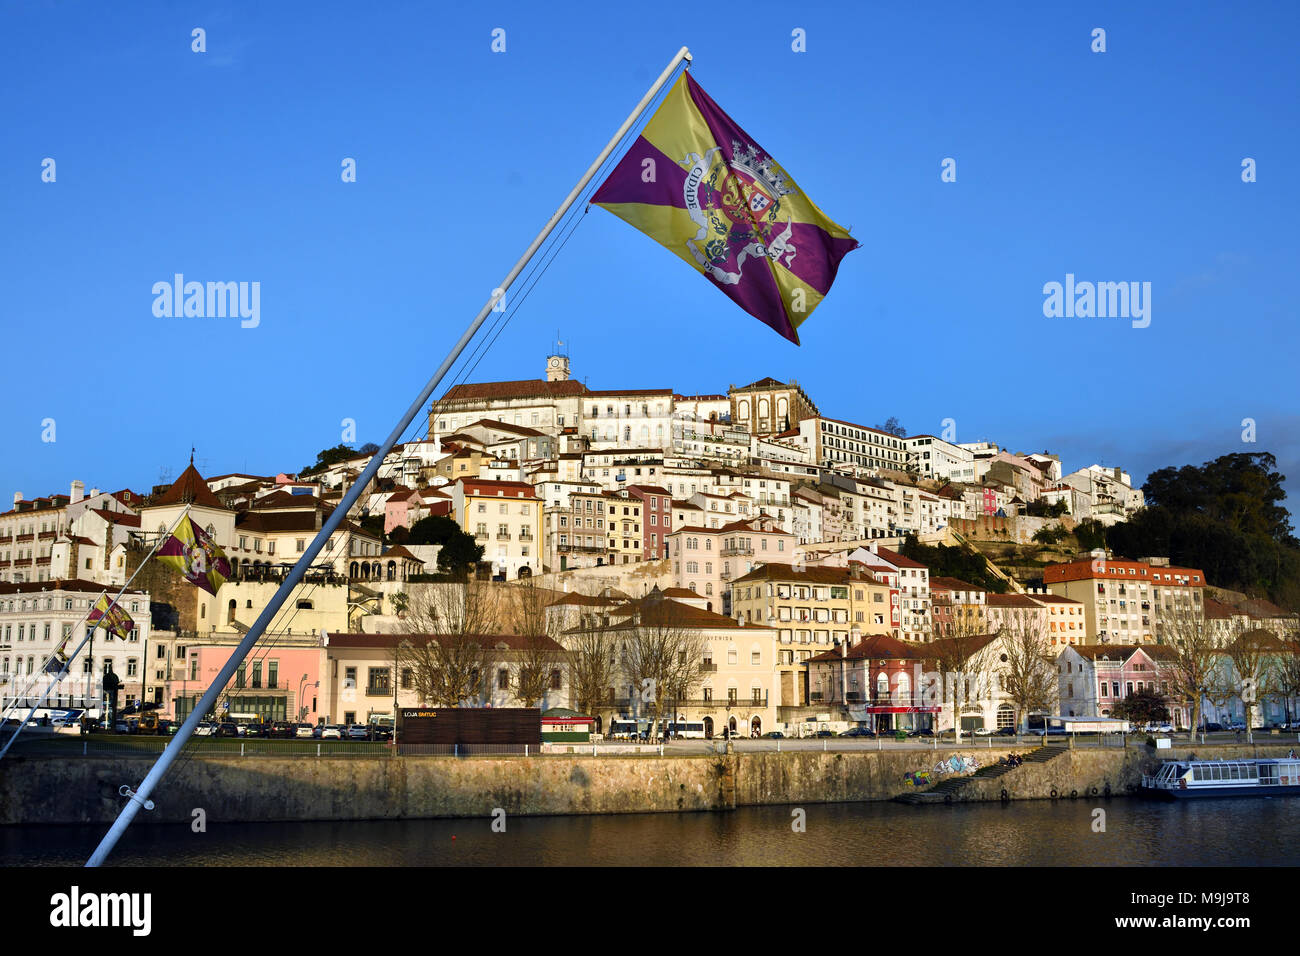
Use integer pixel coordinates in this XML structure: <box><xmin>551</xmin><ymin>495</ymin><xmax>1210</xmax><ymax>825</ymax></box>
<box><xmin>358</xmin><ymin>514</ymin><xmax>385</xmax><ymax>541</ymax></box>
<box><xmin>1072</xmin><ymin>519</ymin><xmax>1108</xmax><ymax>552</ymax></box>
<box><xmin>1107</xmin><ymin>452</ymin><xmax>1300</xmax><ymax>603</ymax></box>
<box><xmin>437</xmin><ymin>532</ymin><xmax>484</xmax><ymax>578</ymax></box>
<box><xmin>300</xmin><ymin>443</ymin><xmax>363</xmax><ymax>476</ymax></box>
<box><xmin>1110</xmin><ymin>687</ymin><xmax>1170</xmax><ymax>727</ymax></box>
<box><xmin>899</xmin><ymin>535</ymin><xmax>1007</xmax><ymax>593</ymax></box>
<box><xmin>359</xmin><ymin>442</ymin><xmax>380</xmax><ymax>456</ymax></box>
<box><xmin>1032</xmin><ymin>525</ymin><xmax>1067</xmax><ymax>545</ymax></box>
<box><xmin>408</xmin><ymin>515</ymin><xmax>462</xmax><ymax>546</ymax></box>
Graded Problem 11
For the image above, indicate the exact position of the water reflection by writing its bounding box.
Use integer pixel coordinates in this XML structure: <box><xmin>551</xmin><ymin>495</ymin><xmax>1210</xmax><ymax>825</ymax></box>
<box><xmin>4</xmin><ymin>798</ymin><xmax>1298</xmax><ymax>867</ymax></box>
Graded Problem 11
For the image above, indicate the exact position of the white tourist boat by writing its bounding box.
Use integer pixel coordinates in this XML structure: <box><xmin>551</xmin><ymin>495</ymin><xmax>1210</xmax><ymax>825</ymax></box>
<box><xmin>1140</xmin><ymin>756</ymin><xmax>1300</xmax><ymax>799</ymax></box>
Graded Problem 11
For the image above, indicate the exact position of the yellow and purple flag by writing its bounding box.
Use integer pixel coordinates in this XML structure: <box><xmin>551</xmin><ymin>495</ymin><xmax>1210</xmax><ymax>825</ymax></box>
<box><xmin>592</xmin><ymin>72</ymin><xmax>858</xmax><ymax>345</ymax></box>
<box><xmin>157</xmin><ymin>514</ymin><xmax>231</xmax><ymax>595</ymax></box>
<box><xmin>88</xmin><ymin>594</ymin><xmax>135</xmax><ymax>640</ymax></box>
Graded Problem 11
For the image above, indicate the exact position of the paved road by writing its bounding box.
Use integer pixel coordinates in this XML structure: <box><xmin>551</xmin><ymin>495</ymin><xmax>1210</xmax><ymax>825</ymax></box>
<box><xmin>607</xmin><ymin>731</ymin><xmax>1300</xmax><ymax>756</ymax></box>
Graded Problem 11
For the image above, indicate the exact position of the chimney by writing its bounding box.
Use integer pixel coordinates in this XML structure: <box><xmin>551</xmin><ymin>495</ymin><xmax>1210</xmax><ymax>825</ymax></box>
<box><xmin>70</xmin><ymin>480</ymin><xmax>84</xmax><ymax>504</ymax></box>
<box><xmin>841</xmin><ymin>640</ymin><xmax>848</xmax><ymax>659</ymax></box>
<box><xmin>13</xmin><ymin>492</ymin><xmax>22</xmax><ymax>507</ymax></box>
<box><xmin>89</xmin><ymin>488</ymin><xmax>100</xmax><ymax>498</ymax></box>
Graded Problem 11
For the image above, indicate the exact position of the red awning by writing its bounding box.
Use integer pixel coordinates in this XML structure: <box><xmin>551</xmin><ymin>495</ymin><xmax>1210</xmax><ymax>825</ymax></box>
<box><xmin>866</xmin><ymin>706</ymin><xmax>941</xmax><ymax>714</ymax></box>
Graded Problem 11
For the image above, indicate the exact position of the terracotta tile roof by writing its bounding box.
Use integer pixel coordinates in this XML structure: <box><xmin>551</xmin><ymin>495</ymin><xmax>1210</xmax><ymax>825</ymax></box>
<box><xmin>150</xmin><ymin>464</ymin><xmax>228</xmax><ymax>510</ymax></box>
<box><xmin>325</xmin><ymin>632</ymin><xmax>564</xmax><ymax>651</ymax></box>
<box><xmin>440</xmin><ymin>379</ymin><xmax>589</xmax><ymax>402</ymax></box>
<box><xmin>986</xmin><ymin>593</ymin><xmax>1042</xmax><ymax>608</ymax></box>
<box><xmin>929</xmin><ymin>576</ymin><xmax>984</xmax><ymax>592</ymax></box>
<box><xmin>91</xmin><ymin>509</ymin><xmax>141</xmax><ymax>527</ymax></box>
<box><xmin>1202</xmin><ymin>596</ymin><xmax>1238</xmax><ymax>620</ymax></box>
<box><xmin>868</xmin><ymin>546</ymin><xmax>926</xmax><ymax>570</ymax></box>
<box><xmin>586</xmin><ymin>388</ymin><xmax>673</xmax><ymax>397</ymax></box>
<box><xmin>1068</xmin><ymin>644</ymin><xmax>1178</xmax><ymax>662</ymax></box>
<box><xmin>807</xmin><ymin>633</ymin><xmax>926</xmax><ymax>663</ymax></box>
<box><xmin>731</xmin><ymin>563</ymin><xmax>850</xmax><ymax>586</ymax></box>
<box><xmin>466</xmin><ymin>418</ymin><xmax>545</xmax><ymax>437</ymax></box>
<box><xmin>458</xmin><ymin>479</ymin><xmax>537</xmax><ymax>497</ymax></box>
<box><xmin>547</xmin><ymin>592</ymin><xmax>623</xmax><ymax>608</ymax></box>
<box><xmin>0</xmin><ymin>578</ymin><xmax>146</xmax><ymax>597</ymax></box>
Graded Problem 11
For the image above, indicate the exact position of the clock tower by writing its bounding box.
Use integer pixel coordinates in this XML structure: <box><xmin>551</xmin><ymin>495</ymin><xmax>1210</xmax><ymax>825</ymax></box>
<box><xmin>546</xmin><ymin>353</ymin><xmax>570</xmax><ymax>382</ymax></box>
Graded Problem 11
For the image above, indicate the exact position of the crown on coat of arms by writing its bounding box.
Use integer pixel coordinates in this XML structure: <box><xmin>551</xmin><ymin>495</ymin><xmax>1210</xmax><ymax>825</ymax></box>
<box><xmin>729</xmin><ymin>141</ymin><xmax>792</xmax><ymax>197</ymax></box>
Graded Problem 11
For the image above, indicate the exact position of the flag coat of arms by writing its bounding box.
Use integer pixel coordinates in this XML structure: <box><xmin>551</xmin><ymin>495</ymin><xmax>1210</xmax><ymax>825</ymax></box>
<box><xmin>88</xmin><ymin>594</ymin><xmax>135</xmax><ymax>640</ymax></box>
<box><xmin>158</xmin><ymin>514</ymin><xmax>231</xmax><ymax>595</ymax></box>
<box><xmin>592</xmin><ymin>72</ymin><xmax>858</xmax><ymax>344</ymax></box>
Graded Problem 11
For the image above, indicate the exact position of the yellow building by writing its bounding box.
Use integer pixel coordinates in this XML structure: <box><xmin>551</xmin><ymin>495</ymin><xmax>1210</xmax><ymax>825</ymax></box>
<box><xmin>729</xmin><ymin>563</ymin><xmax>895</xmax><ymax>708</ymax></box>
<box><xmin>451</xmin><ymin>479</ymin><xmax>542</xmax><ymax>580</ymax></box>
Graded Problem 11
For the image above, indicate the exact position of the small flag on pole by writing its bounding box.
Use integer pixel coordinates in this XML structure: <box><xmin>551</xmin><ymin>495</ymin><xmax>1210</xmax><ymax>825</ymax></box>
<box><xmin>592</xmin><ymin>71</ymin><xmax>858</xmax><ymax>345</ymax></box>
<box><xmin>88</xmin><ymin>594</ymin><xmax>135</xmax><ymax>641</ymax></box>
<box><xmin>158</xmin><ymin>514</ymin><xmax>231</xmax><ymax>595</ymax></box>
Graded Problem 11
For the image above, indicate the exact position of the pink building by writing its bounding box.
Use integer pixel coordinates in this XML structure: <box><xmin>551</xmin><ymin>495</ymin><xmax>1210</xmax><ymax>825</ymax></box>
<box><xmin>1057</xmin><ymin>644</ymin><xmax>1184</xmax><ymax>727</ymax></box>
<box><xmin>173</xmin><ymin>643</ymin><xmax>323</xmax><ymax>725</ymax></box>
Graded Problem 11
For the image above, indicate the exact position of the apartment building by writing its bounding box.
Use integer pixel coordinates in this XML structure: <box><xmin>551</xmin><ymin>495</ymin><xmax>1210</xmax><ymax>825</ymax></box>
<box><xmin>627</xmin><ymin>485</ymin><xmax>672</xmax><ymax>560</ymax></box>
<box><xmin>0</xmin><ymin>579</ymin><xmax>152</xmax><ymax>713</ymax></box>
<box><xmin>903</xmin><ymin>435</ymin><xmax>976</xmax><ymax>483</ymax></box>
<box><xmin>668</xmin><ymin>515</ymin><xmax>796</xmax><ymax>613</ymax></box>
<box><xmin>729</xmin><ymin>563</ymin><xmax>895</xmax><ymax>707</ymax></box>
<box><xmin>451</xmin><ymin>479</ymin><xmax>542</xmax><ymax>580</ymax></box>
<box><xmin>796</xmin><ymin>417</ymin><xmax>909</xmax><ymax>473</ymax></box>
<box><xmin>728</xmin><ymin>377</ymin><xmax>819</xmax><ymax>437</ymax></box>
<box><xmin>1044</xmin><ymin>555</ymin><xmax>1206</xmax><ymax>644</ymax></box>
<box><xmin>1056</xmin><ymin>644</ymin><xmax>1185</xmax><ymax>727</ymax></box>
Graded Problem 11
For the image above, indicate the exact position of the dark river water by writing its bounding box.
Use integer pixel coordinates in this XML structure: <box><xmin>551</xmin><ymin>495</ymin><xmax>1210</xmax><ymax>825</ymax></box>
<box><xmin>5</xmin><ymin>797</ymin><xmax>1300</xmax><ymax>866</ymax></box>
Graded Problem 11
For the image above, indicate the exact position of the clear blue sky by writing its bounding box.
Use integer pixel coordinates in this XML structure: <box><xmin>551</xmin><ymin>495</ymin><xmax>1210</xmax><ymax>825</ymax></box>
<box><xmin>3</xmin><ymin>1</ymin><xmax>1297</xmax><ymax>511</ymax></box>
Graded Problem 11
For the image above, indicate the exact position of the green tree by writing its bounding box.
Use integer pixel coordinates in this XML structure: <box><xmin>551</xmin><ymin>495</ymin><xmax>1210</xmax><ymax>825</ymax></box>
<box><xmin>300</xmin><ymin>443</ymin><xmax>362</xmax><ymax>476</ymax></box>
<box><xmin>437</xmin><ymin>533</ymin><xmax>484</xmax><ymax>578</ymax></box>
<box><xmin>408</xmin><ymin>515</ymin><xmax>462</xmax><ymax>546</ymax></box>
<box><xmin>1110</xmin><ymin>687</ymin><xmax>1171</xmax><ymax>727</ymax></box>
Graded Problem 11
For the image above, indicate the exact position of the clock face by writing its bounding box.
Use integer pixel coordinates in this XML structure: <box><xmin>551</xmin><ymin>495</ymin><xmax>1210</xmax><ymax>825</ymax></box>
<box><xmin>550</xmin><ymin>358</ymin><xmax>560</xmax><ymax>367</ymax></box>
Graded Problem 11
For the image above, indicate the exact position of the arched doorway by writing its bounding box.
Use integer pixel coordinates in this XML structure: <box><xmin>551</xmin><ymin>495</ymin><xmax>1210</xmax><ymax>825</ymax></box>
<box><xmin>592</xmin><ymin>715</ymin><xmax>602</xmax><ymax>735</ymax></box>
<box><xmin>703</xmin><ymin>716</ymin><xmax>714</xmax><ymax>738</ymax></box>
<box><xmin>996</xmin><ymin>704</ymin><xmax>1015</xmax><ymax>729</ymax></box>
<box><xmin>350</xmin><ymin>562</ymin><xmax>359</xmax><ymax>578</ymax></box>
<box><xmin>227</xmin><ymin>600</ymin><xmax>236</xmax><ymax>625</ymax></box>
<box><xmin>728</xmin><ymin>716</ymin><xmax>738</xmax><ymax>735</ymax></box>
<box><xmin>750</xmin><ymin>715</ymin><xmax>762</xmax><ymax>737</ymax></box>
<box><xmin>518</xmin><ymin>566</ymin><xmax>532</xmax><ymax>579</ymax></box>
<box><xmin>387</xmin><ymin>561</ymin><xmax>396</xmax><ymax>581</ymax></box>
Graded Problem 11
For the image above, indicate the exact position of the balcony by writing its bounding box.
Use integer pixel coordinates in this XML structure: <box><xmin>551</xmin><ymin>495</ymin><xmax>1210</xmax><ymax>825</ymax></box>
<box><xmin>558</xmin><ymin>543</ymin><xmax>606</xmax><ymax>553</ymax></box>
<box><xmin>16</xmin><ymin>534</ymin><xmax>33</xmax><ymax>542</ymax></box>
<box><xmin>366</xmin><ymin>685</ymin><xmax>392</xmax><ymax>697</ymax></box>
<box><xmin>38</xmin><ymin>531</ymin><xmax>55</xmax><ymax>540</ymax></box>
<box><xmin>721</xmin><ymin>545</ymin><xmax>753</xmax><ymax>556</ymax></box>
<box><xmin>701</xmin><ymin>662</ymin><xmax>717</xmax><ymax>672</ymax></box>
<box><xmin>496</xmin><ymin>533</ymin><xmax>512</xmax><ymax>541</ymax></box>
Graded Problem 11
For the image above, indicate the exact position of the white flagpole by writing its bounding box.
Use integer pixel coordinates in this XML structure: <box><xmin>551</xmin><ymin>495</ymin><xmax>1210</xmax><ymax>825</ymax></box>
<box><xmin>0</xmin><ymin>506</ymin><xmax>192</xmax><ymax>759</ymax></box>
<box><xmin>86</xmin><ymin>46</ymin><xmax>693</xmax><ymax>867</ymax></box>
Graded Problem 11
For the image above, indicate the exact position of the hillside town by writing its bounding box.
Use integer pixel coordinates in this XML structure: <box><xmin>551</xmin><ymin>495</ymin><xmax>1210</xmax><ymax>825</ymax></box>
<box><xmin>3</xmin><ymin>353</ymin><xmax>1297</xmax><ymax>740</ymax></box>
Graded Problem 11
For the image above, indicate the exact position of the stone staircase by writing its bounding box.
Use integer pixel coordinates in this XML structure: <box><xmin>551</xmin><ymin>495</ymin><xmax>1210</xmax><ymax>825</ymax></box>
<box><xmin>895</xmin><ymin>745</ymin><xmax>1069</xmax><ymax>804</ymax></box>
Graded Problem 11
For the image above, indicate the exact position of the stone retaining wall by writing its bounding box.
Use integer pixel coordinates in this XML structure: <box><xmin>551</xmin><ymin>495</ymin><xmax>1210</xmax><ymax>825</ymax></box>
<box><xmin>3</xmin><ymin>744</ymin><xmax>1294</xmax><ymax>826</ymax></box>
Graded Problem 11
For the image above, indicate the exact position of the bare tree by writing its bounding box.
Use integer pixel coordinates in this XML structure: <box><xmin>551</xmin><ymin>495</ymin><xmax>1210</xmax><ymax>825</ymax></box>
<box><xmin>1163</xmin><ymin>608</ymin><xmax>1225</xmax><ymax>734</ymax></box>
<box><xmin>925</xmin><ymin>613</ymin><xmax>999</xmax><ymax>738</ymax></box>
<box><xmin>620</xmin><ymin>592</ymin><xmax>708</xmax><ymax>736</ymax></box>
<box><xmin>1275</xmin><ymin>619</ymin><xmax>1300</xmax><ymax>727</ymax></box>
<box><xmin>395</xmin><ymin>580</ymin><xmax>500</xmax><ymax>706</ymax></box>
<box><xmin>995</xmin><ymin>609</ymin><xmax>1057</xmax><ymax>732</ymax></box>
<box><xmin>507</xmin><ymin>581</ymin><xmax>567</xmax><ymax>708</ymax></box>
<box><xmin>1219</xmin><ymin>628</ymin><xmax>1283</xmax><ymax>733</ymax></box>
<box><xmin>566</xmin><ymin>627</ymin><xmax>619</xmax><ymax>722</ymax></box>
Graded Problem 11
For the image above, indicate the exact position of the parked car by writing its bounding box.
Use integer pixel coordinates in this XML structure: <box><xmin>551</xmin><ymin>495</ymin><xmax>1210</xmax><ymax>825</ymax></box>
<box><xmin>320</xmin><ymin>725</ymin><xmax>343</xmax><ymax>739</ymax></box>
<box><xmin>294</xmin><ymin>723</ymin><xmax>316</xmax><ymax>739</ymax></box>
<box><xmin>113</xmin><ymin>720</ymin><xmax>130</xmax><ymax>734</ymax></box>
<box><xmin>369</xmin><ymin>726</ymin><xmax>394</xmax><ymax>741</ymax></box>
<box><xmin>1225</xmin><ymin>721</ymin><xmax>1247</xmax><ymax>732</ymax></box>
<box><xmin>995</xmin><ymin>726</ymin><xmax>1019</xmax><ymax>736</ymax></box>
<box><xmin>839</xmin><ymin>727</ymin><xmax>873</xmax><ymax>737</ymax></box>
<box><xmin>814</xmin><ymin>729</ymin><xmax>835</xmax><ymax>738</ymax></box>
<box><xmin>762</xmin><ymin>731</ymin><xmax>785</xmax><ymax>739</ymax></box>
<box><xmin>1198</xmin><ymin>722</ymin><xmax>1224</xmax><ymax>733</ymax></box>
<box><xmin>193</xmin><ymin>721</ymin><xmax>216</xmax><ymax>737</ymax></box>
<box><xmin>915</xmin><ymin>728</ymin><xmax>935</xmax><ymax>738</ymax></box>
<box><xmin>346</xmin><ymin>724</ymin><xmax>369</xmax><ymax>740</ymax></box>
<box><xmin>973</xmin><ymin>727</ymin><xmax>994</xmax><ymax>736</ymax></box>
<box><xmin>216</xmin><ymin>722</ymin><xmax>239</xmax><ymax>738</ymax></box>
